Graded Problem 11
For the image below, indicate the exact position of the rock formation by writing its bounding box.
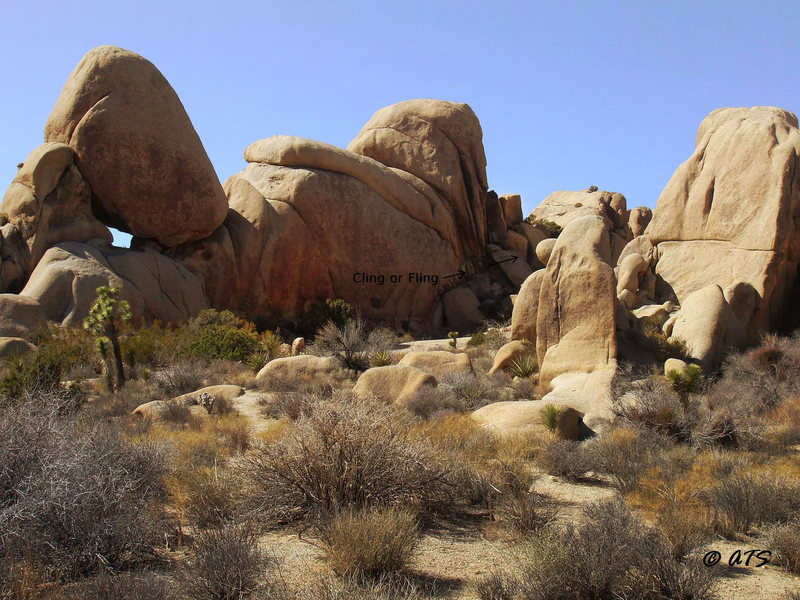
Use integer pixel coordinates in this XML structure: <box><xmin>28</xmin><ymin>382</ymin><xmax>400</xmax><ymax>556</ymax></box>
<box><xmin>617</xmin><ymin>106</ymin><xmax>800</xmax><ymax>364</ymax></box>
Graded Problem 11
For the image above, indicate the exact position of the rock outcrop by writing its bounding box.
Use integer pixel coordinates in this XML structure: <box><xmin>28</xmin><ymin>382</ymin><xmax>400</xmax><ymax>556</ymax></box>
<box><xmin>641</xmin><ymin>106</ymin><xmax>800</xmax><ymax>343</ymax></box>
<box><xmin>43</xmin><ymin>46</ymin><xmax>228</xmax><ymax>247</ymax></box>
<box><xmin>535</xmin><ymin>216</ymin><xmax>617</xmax><ymax>385</ymax></box>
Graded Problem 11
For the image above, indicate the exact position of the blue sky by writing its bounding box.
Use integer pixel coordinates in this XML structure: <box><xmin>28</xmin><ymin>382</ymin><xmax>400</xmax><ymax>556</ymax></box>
<box><xmin>2</xmin><ymin>1</ymin><xmax>799</xmax><ymax>247</ymax></box>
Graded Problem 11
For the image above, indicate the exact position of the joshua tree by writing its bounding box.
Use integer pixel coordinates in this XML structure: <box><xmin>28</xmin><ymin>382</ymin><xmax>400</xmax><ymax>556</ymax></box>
<box><xmin>84</xmin><ymin>285</ymin><xmax>131</xmax><ymax>391</ymax></box>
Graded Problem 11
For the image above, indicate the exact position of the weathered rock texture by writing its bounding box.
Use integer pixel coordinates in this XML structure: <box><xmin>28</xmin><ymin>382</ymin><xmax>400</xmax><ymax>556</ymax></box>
<box><xmin>641</xmin><ymin>106</ymin><xmax>800</xmax><ymax>345</ymax></box>
<box><xmin>43</xmin><ymin>46</ymin><xmax>228</xmax><ymax>247</ymax></box>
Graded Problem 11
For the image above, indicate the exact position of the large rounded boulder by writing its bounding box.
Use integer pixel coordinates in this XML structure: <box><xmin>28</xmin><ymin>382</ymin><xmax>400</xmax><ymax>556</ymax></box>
<box><xmin>43</xmin><ymin>46</ymin><xmax>228</xmax><ymax>247</ymax></box>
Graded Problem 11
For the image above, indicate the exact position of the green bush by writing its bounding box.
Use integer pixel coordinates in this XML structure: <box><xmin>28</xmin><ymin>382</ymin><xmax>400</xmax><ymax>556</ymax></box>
<box><xmin>467</xmin><ymin>330</ymin><xmax>486</xmax><ymax>347</ymax></box>
<box><xmin>640</xmin><ymin>315</ymin><xmax>690</xmax><ymax>362</ymax></box>
<box><xmin>0</xmin><ymin>340</ymin><xmax>72</xmax><ymax>401</ymax></box>
<box><xmin>185</xmin><ymin>325</ymin><xmax>261</xmax><ymax>362</ymax></box>
<box><xmin>524</xmin><ymin>216</ymin><xmax>562</xmax><ymax>238</ymax></box>
<box><xmin>297</xmin><ymin>298</ymin><xmax>355</xmax><ymax>338</ymax></box>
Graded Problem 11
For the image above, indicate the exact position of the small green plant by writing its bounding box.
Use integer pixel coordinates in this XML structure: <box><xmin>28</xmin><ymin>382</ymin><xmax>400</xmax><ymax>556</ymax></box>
<box><xmin>467</xmin><ymin>330</ymin><xmax>486</xmax><ymax>347</ymax></box>
<box><xmin>506</xmin><ymin>354</ymin><xmax>537</xmax><ymax>378</ymax></box>
<box><xmin>84</xmin><ymin>285</ymin><xmax>131</xmax><ymax>391</ymax></box>
<box><xmin>524</xmin><ymin>216</ymin><xmax>563</xmax><ymax>238</ymax></box>
<box><xmin>448</xmin><ymin>331</ymin><xmax>459</xmax><ymax>349</ymax></box>
<box><xmin>640</xmin><ymin>315</ymin><xmax>690</xmax><ymax>362</ymax></box>
<box><xmin>666</xmin><ymin>363</ymin><xmax>702</xmax><ymax>401</ymax></box>
<box><xmin>540</xmin><ymin>404</ymin><xmax>563</xmax><ymax>435</ymax></box>
<box><xmin>297</xmin><ymin>298</ymin><xmax>355</xmax><ymax>337</ymax></box>
<box><xmin>370</xmin><ymin>349</ymin><xmax>393</xmax><ymax>367</ymax></box>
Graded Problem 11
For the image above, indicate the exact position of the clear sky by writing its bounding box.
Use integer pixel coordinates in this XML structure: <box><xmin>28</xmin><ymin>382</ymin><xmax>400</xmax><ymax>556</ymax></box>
<box><xmin>2</xmin><ymin>1</ymin><xmax>799</xmax><ymax>247</ymax></box>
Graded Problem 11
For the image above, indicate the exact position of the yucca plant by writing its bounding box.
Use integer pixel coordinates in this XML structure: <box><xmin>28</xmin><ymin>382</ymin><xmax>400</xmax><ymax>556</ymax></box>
<box><xmin>506</xmin><ymin>354</ymin><xmax>538</xmax><ymax>378</ymax></box>
<box><xmin>370</xmin><ymin>349</ymin><xmax>393</xmax><ymax>367</ymax></box>
<box><xmin>540</xmin><ymin>404</ymin><xmax>563</xmax><ymax>435</ymax></box>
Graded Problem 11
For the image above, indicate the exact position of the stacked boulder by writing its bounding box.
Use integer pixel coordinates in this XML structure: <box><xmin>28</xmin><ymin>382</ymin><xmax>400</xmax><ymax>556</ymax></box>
<box><xmin>0</xmin><ymin>46</ymin><xmax>495</xmax><ymax>341</ymax></box>
<box><xmin>615</xmin><ymin>106</ymin><xmax>800</xmax><ymax>366</ymax></box>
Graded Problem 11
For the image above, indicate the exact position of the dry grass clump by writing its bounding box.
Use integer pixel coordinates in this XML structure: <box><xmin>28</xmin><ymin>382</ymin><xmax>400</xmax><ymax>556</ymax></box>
<box><xmin>701</xmin><ymin>471</ymin><xmax>800</xmax><ymax>535</ymax></box>
<box><xmin>765</xmin><ymin>518</ymin><xmax>800</xmax><ymax>574</ymax></box>
<box><xmin>536</xmin><ymin>439</ymin><xmax>595</xmax><ymax>481</ymax></box>
<box><xmin>584</xmin><ymin>426</ymin><xmax>663</xmax><ymax>493</ymax></box>
<box><xmin>154</xmin><ymin>357</ymin><xmax>210</xmax><ymax>396</ymax></box>
<box><xmin>320</xmin><ymin>506</ymin><xmax>419</xmax><ymax>579</ymax></box>
<box><xmin>58</xmin><ymin>572</ymin><xmax>181</xmax><ymax>600</ymax></box>
<box><xmin>404</xmin><ymin>386</ymin><xmax>467</xmax><ymax>419</ymax></box>
<box><xmin>183</xmin><ymin>521</ymin><xmax>287</xmax><ymax>600</ymax></box>
<box><xmin>242</xmin><ymin>392</ymin><xmax>455</xmax><ymax>525</ymax></box>
<box><xmin>296</xmin><ymin>572</ymin><xmax>428</xmax><ymax>600</ymax></box>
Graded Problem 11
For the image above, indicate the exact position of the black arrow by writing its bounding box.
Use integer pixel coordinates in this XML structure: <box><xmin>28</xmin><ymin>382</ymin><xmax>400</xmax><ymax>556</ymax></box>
<box><xmin>486</xmin><ymin>255</ymin><xmax>518</xmax><ymax>267</ymax></box>
<box><xmin>442</xmin><ymin>268</ymin><xmax>466</xmax><ymax>280</ymax></box>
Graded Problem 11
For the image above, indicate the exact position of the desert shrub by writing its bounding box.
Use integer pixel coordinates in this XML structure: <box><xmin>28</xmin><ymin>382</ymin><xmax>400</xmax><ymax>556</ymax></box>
<box><xmin>154</xmin><ymin>358</ymin><xmax>209</xmax><ymax>396</ymax></box>
<box><xmin>536</xmin><ymin>439</ymin><xmax>594</xmax><ymax>481</ymax></box>
<box><xmin>512</xmin><ymin>499</ymin><xmax>717</xmax><ymax>600</ymax></box>
<box><xmin>320</xmin><ymin>506</ymin><xmax>419</xmax><ymax>579</ymax></box>
<box><xmin>182</xmin><ymin>467</ymin><xmax>241</xmax><ymax>527</ymax></box>
<box><xmin>296</xmin><ymin>572</ymin><xmax>426</xmax><ymax>600</ymax></box>
<box><xmin>586</xmin><ymin>426</ymin><xmax>662</xmax><ymax>493</ymax></box>
<box><xmin>121</xmin><ymin>320</ymin><xmax>182</xmax><ymax>368</ymax></box>
<box><xmin>297</xmin><ymin>298</ymin><xmax>355</xmax><ymax>337</ymax></box>
<box><xmin>185</xmin><ymin>321</ymin><xmax>261</xmax><ymax>363</ymax></box>
<box><xmin>0</xmin><ymin>397</ymin><xmax>171</xmax><ymax>583</ymax></box>
<box><xmin>524</xmin><ymin>216</ymin><xmax>562</xmax><ymax>238</ymax></box>
<box><xmin>184</xmin><ymin>521</ymin><xmax>284</xmax><ymax>600</ymax></box>
<box><xmin>612</xmin><ymin>374</ymin><xmax>697</xmax><ymax>442</ymax></box>
<box><xmin>702</xmin><ymin>471</ymin><xmax>800</xmax><ymax>534</ymax></box>
<box><xmin>539</xmin><ymin>404</ymin><xmax>562</xmax><ymax>435</ymax></box>
<box><xmin>58</xmin><ymin>572</ymin><xmax>181</xmax><ymax>600</ymax></box>
<box><xmin>242</xmin><ymin>394</ymin><xmax>454</xmax><ymax>525</ymax></box>
<box><xmin>260</xmin><ymin>390</ymin><xmax>322</xmax><ymax>421</ymax></box>
<box><xmin>497</xmin><ymin>488</ymin><xmax>560</xmax><ymax>536</ymax></box>
<box><xmin>313</xmin><ymin>318</ymin><xmax>371</xmax><ymax>370</ymax></box>
<box><xmin>467</xmin><ymin>330</ymin><xmax>486</xmax><ymax>347</ymax></box>
<box><xmin>640</xmin><ymin>315</ymin><xmax>691</xmax><ymax>362</ymax></box>
<box><xmin>438</xmin><ymin>371</ymin><xmax>501</xmax><ymax>411</ymax></box>
<box><xmin>765</xmin><ymin>518</ymin><xmax>800</xmax><ymax>573</ymax></box>
<box><xmin>0</xmin><ymin>341</ymin><xmax>70</xmax><ymax>401</ymax></box>
<box><xmin>404</xmin><ymin>386</ymin><xmax>465</xmax><ymax>419</ymax></box>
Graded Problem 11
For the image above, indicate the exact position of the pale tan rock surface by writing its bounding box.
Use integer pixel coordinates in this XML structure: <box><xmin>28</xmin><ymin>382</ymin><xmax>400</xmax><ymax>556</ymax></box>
<box><xmin>670</xmin><ymin>284</ymin><xmax>745</xmax><ymax>366</ymax></box>
<box><xmin>169</xmin><ymin>385</ymin><xmax>245</xmax><ymax>407</ymax></box>
<box><xmin>19</xmin><ymin>241</ymin><xmax>207</xmax><ymax>326</ymax></box>
<box><xmin>397</xmin><ymin>350</ymin><xmax>474</xmax><ymax>378</ymax></box>
<box><xmin>510</xmin><ymin>270</ymin><xmax>546</xmax><ymax>342</ymax></box>
<box><xmin>442</xmin><ymin>287</ymin><xmax>484</xmax><ymax>331</ymax></box>
<box><xmin>540</xmin><ymin>369</ymin><xmax>615</xmax><ymax>433</ymax></box>
<box><xmin>535</xmin><ymin>238</ymin><xmax>557</xmax><ymax>266</ymax></box>
<box><xmin>348</xmin><ymin>99</ymin><xmax>488</xmax><ymax>260</ymax></box>
<box><xmin>644</xmin><ymin>106</ymin><xmax>800</xmax><ymax>341</ymax></box>
<box><xmin>616</xmin><ymin>253</ymin><xmax>648</xmax><ymax>296</ymax></box>
<box><xmin>353</xmin><ymin>364</ymin><xmax>437</xmax><ymax>406</ymax></box>
<box><xmin>536</xmin><ymin>216</ymin><xmax>616</xmax><ymax>386</ymax></box>
<box><xmin>0</xmin><ymin>337</ymin><xmax>36</xmax><ymax>358</ymax></box>
<box><xmin>664</xmin><ymin>358</ymin><xmax>688</xmax><ymax>376</ymax></box>
<box><xmin>256</xmin><ymin>355</ymin><xmax>341</xmax><ymax>386</ymax></box>
<box><xmin>472</xmin><ymin>400</ymin><xmax>583</xmax><ymax>440</ymax></box>
<box><xmin>512</xmin><ymin>222</ymin><xmax>548</xmax><ymax>268</ymax></box>
<box><xmin>487</xmin><ymin>245</ymin><xmax>533</xmax><ymax>286</ymax></box>
<box><xmin>0</xmin><ymin>294</ymin><xmax>44</xmax><ymax>338</ymax></box>
<box><xmin>0</xmin><ymin>143</ymin><xmax>111</xmax><ymax>280</ymax></box>
<box><xmin>43</xmin><ymin>46</ymin><xmax>227</xmax><ymax>247</ymax></box>
<box><xmin>628</xmin><ymin>206</ymin><xmax>652</xmax><ymax>237</ymax></box>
